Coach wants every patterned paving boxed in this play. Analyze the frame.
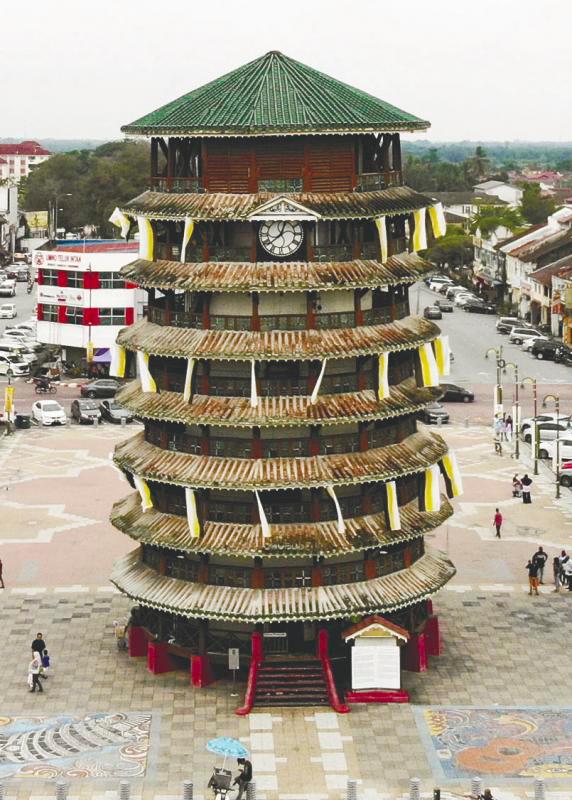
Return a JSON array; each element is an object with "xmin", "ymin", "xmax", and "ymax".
[
  {"xmin": 0, "ymin": 713, "xmax": 152, "ymax": 779},
  {"xmin": 414, "ymin": 707, "xmax": 572, "ymax": 781}
]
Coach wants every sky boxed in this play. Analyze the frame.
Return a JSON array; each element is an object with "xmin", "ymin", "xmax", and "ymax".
[{"xmin": 4, "ymin": 0, "xmax": 571, "ymax": 142}]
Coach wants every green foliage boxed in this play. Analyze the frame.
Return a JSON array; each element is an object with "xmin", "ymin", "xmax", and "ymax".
[
  {"xmin": 519, "ymin": 182, "xmax": 557, "ymax": 224},
  {"xmin": 20, "ymin": 141, "xmax": 149, "ymax": 236},
  {"xmin": 403, "ymin": 155, "xmax": 471, "ymax": 192},
  {"xmin": 470, "ymin": 205, "xmax": 524, "ymax": 237},
  {"xmin": 423, "ymin": 229, "xmax": 473, "ymax": 268},
  {"xmin": 402, "ymin": 141, "xmax": 572, "ymax": 169}
]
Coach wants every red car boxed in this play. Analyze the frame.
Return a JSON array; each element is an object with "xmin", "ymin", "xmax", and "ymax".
[{"xmin": 560, "ymin": 462, "xmax": 572, "ymax": 488}]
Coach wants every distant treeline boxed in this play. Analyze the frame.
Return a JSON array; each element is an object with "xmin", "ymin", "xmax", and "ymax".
[{"xmin": 402, "ymin": 141, "xmax": 572, "ymax": 170}]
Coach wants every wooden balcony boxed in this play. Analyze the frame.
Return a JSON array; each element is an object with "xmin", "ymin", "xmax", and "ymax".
[
  {"xmin": 150, "ymin": 176, "xmax": 201, "ymax": 192},
  {"xmin": 355, "ymin": 171, "xmax": 402, "ymax": 192}
]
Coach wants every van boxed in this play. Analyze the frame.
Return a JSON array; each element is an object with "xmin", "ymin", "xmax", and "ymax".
[{"xmin": 496, "ymin": 316, "xmax": 520, "ymax": 334}]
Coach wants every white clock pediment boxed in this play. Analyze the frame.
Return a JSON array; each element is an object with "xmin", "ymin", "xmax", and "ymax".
[{"xmin": 249, "ymin": 195, "xmax": 319, "ymax": 222}]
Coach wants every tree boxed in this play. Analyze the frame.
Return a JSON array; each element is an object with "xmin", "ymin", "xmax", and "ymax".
[
  {"xmin": 519, "ymin": 182, "xmax": 557, "ymax": 225},
  {"xmin": 423, "ymin": 229, "xmax": 473, "ymax": 269},
  {"xmin": 20, "ymin": 141, "xmax": 149, "ymax": 235},
  {"xmin": 464, "ymin": 146, "xmax": 491, "ymax": 184},
  {"xmin": 470, "ymin": 205, "xmax": 524, "ymax": 237}
]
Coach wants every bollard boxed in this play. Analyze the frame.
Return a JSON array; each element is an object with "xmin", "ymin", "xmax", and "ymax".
[
  {"xmin": 119, "ymin": 780, "xmax": 130, "ymax": 800},
  {"xmin": 182, "ymin": 780, "xmax": 193, "ymax": 800},
  {"xmin": 0, "ymin": 781, "xmax": 4, "ymax": 800},
  {"xmin": 464, "ymin": 417, "xmax": 469, "ymax": 428},
  {"xmin": 346, "ymin": 779, "xmax": 358, "ymax": 800},
  {"xmin": 534, "ymin": 777, "xmax": 545, "ymax": 800},
  {"xmin": 470, "ymin": 777, "xmax": 482, "ymax": 798},
  {"xmin": 121, "ymin": 416, "xmax": 127, "ymax": 427},
  {"xmin": 55, "ymin": 779, "xmax": 69, "ymax": 800},
  {"xmin": 246, "ymin": 780, "xmax": 256, "ymax": 800},
  {"xmin": 433, "ymin": 790, "xmax": 441, "ymax": 800},
  {"xmin": 409, "ymin": 777, "xmax": 420, "ymax": 800}
]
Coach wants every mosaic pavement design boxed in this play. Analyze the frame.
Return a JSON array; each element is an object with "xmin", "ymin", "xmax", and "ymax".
[
  {"xmin": 413, "ymin": 707, "xmax": 572, "ymax": 781},
  {"xmin": 0, "ymin": 712, "xmax": 152, "ymax": 779}
]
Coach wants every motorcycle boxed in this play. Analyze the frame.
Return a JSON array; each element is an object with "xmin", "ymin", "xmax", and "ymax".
[
  {"xmin": 554, "ymin": 346, "xmax": 572, "ymax": 367},
  {"xmin": 33, "ymin": 377, "xmax": 57, "ymax": 395},
  {"xmin": 27, "ymin": 283, "xmax": 34, "ymax": 294}
]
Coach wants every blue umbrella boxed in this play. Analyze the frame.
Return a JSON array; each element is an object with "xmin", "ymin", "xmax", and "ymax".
[{"xmin": 207, "ymin": 737, "xmax": 249, "ymax": 758}]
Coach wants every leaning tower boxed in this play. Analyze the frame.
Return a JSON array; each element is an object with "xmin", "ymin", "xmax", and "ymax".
[{"xmin": 109, "ymin": 51, "xmax": 461, "ymax": 704}]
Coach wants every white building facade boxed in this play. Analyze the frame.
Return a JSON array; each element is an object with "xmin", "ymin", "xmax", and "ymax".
[
  {"xmin": 0, "ymin": 141, "xmax": 51, "ymax": 182},
  {"xmin": 35, "ymin": 240, "xmax": 144, "ymax": 366}
]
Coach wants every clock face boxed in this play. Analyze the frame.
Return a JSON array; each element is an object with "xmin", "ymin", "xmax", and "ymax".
[{"xmin": 259, "ymin": 221, "xmax": 304, "ymax": 257}]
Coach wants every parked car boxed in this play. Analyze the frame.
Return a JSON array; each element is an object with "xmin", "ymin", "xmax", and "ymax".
[
  {"xmin": 0, "ymin": 341, "xmax": 37, "ymax": 363},
  {"xmin": 428, "ymin": 276, "xmax": 453, "ymax": 290},
  {"xmin": 31, "ymin": 400, "xmax": 67, "ymax": 426},
  {"xmin": 521, "ymin": 335, "xmax": 548, "ymax": 352},
  {"xmin": 0, "ymin": 303, "xmax": 17, "ymax": 319},
  {"xmin": 418, "ymin": 402, "xmax": 450, "ymax": 424},
  {"xmin": 454, "ymin": 293, "xmax": 481, "ymax": 307},
  {"xmin": 540, "ymin": 437, "xmax": 572, "ymax": 462},
  {"xmin": 99, "ymin": 400, "xmax": 133, "ymax": 424},
  {"xmin": 80, "ymin": 378, "xmax": 121, "ymax": 398},
  {"xmin": 15, "ymin": 269, "xmax": 29, "ymax": 283},
  {"xmin": 530, "ymin": 339, "xmax": 560, "ymax": 360},
  {"xmin": 464, "ymin": 300, "xmax": 496, "ymax": 314},
  {"xmin": 509, "ymin": 326, "xmax": 541, "ymax": 344},
  {"xmin": 0, "ymin": 354, "xmax": 29, "ymax": 376},
  {"xmin": 560, "ymin": 462, "xmax": 572, "ymax": 488},
  {"xmin": 71, "ymin": 399, "xmax": 102, "ymax": 424},
  {"xmin": 0, "ymin": 280, "xmax": 16, "ymax": 297},
  {"xmin": 423, "ymin": 305, "xmax": 442, "ymax": 320},
  {"xmin": 445, "ymin": 286, "xmax": 467, "ymax": 299},
  {"xmin": 524, "ymin": 420, "xmax": 571, "ymax": 444},
  {"xmin": 439, "ymin": 383, "xmax": 474, "ymax": 403},
  {"xmin": 434, "ymin": 299, "xmax": 453, "ymax": 312},
  {"xmin": 6, "ymin": 321, "xmax": 35, "ymax": 334},
  {"xmin": 521, "ymin": 412, "xmax": 571, "ymax": 433},
  {"xmin": 3, "ymin": 329, "xmax": 36, "ymax": 343},
  {"xmin": 496, "ymin": 316, "xmax": 521, "ymax": 334}
]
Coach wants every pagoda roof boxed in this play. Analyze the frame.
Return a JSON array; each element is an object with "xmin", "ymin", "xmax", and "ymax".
[
  {"xmin": 111, "ymin": 548, "xmax": 454, "ymax": 623},
  {"xmin": 117, "ymin": 316, "xmax": 440, "ymax": 362},
  {"xmin": 120, "ymin": 187, "xmax": 433, "ymax": 222},
  {"xmin": 121, "ymin": 253, "xmax": 432, "ymax": 293},
  {"xmin": 114, "ymin": 429, "xmax": 448, "ymax": 491},
  {"xmin": 117, "ymin": 380, "xmax": 441, "ymax": 429},
  {"xmin": 121, "ymin": 51, "xmax": 429, "ymax": 138},
  {"xmin": 112, "ymin": 492, "xmax": 453, "ymax": 558}
]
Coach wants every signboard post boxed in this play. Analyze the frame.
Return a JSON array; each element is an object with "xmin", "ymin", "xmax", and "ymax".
[{"xmin": 228, "ymin": 647, "xmax": 240, "ymax": 696}]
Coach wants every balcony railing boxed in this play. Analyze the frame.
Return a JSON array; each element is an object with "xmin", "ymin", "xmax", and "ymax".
[
  {"xmin": 355, "ymin": 171, "xmax": 402, "ymax": 192},
  {"xmin": 259, "ymin": 314, "xmax": 307, "ymax": 332},
  {"xmin": 258, "ymin": 178, "xmax": 303, "ymax": 193},
  {"xmin": 209, "ymin": 246, "xmax": 252, "ymax": 263},
  {"xmin": 313, "ymin": 244, "xmax": 354, "ymax": 262},
  {"xmin": 150, "ymin": 177, "xmax": 201, "ymax": 192}
]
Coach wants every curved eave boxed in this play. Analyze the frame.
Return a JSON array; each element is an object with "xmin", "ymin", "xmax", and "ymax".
[
  {"xmin": 113, "ymin": 429, "xmax": 448, "ymax": 491},
  {"xmin": 117, "ymin": 380, "xmax": 441, "ymax": 429},
  {"xmin": 111, "ymin": 492, "xmax": 453, "ymax": 558},
  {"xmin": 120, "ymin": 254, "xmax": 433, "ymax": 294},
  {"xmin": 121, "ymin": 123, "xmax": 429, "ymax": 138},
  {"xmin": 110, "ymin": 548, "xmax": 455, "ymax": 623},
  {"xmin": 117, "ymin": 316, "xmax": 440, "ymax": 362},
  {"xmin": 120, "ymin": 187, "xmax": 434, "ymax": 222}
]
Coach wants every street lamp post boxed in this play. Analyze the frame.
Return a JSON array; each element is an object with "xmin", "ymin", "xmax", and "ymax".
[
  {"xmin": 503, "ymin": 362, "xmax": 519, "ymax": 460},
  {"xmin": 485, "ymin": 345, "xmax": 505, "ymax": 425},
  {"xmin": 543, "ymin": 393, "xmax": 561, "ymax": 499},
  {"xmin": 51, "ymin": 193, "xmax": 73, "ymax": 238},
  {"xmin": 521, "ymin": 377, "xmax": 538, "ymax": 475}
]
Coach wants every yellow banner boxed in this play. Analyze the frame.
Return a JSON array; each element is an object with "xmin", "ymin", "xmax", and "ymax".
[{"xmin": 4, "ymin": 385, "xmax": 14, "ymax": 415}]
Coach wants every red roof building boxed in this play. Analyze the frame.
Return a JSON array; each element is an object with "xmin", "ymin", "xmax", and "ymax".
[{"xmin": 0, "ymin": 140, "xmax": 51, "ymax": 182}]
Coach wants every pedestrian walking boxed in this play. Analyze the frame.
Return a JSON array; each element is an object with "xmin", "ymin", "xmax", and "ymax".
[
  {"xmin": 558, "ymin": 550, "xmax": 569, "ymax": 587},
  {"xmin": 494, "ymin": 433, "xmax": 503, "ymax": 456},
  {"xmin": 564, "ymin": 559, "xmax": 572, "ymax": 592},
  {"xmin": 28, "ymin": 655, "xmax": 43, "ymax": 693},
  {"xmin": 553, "ymin": 557, "xmax": 562, "ymax": 592},
  {"xmin": 532, "ymin": 546, "xmax": 548, "ymax": 584},
  {"xmin": 31, "ymin": 632, "xmax": 48, "ymax": 680},
  {"xmin": 505, "ymin": 414, "xmax": 513, "ymax": 442},
  {"xmin": 521, "ymin": 474, "xmax": 533, "ymax": 504},
  {"xmin": 0, "ymin": 557, "xmax": 4, "ymax": 589},
  {"xmin": 501, "ymin": 415, "xmax": 508, "ymax": 442},
  {"xmin": 493, "ymin": 508, "xmax": 503, "ymax": 538},
  {"xmin": 42, "ymin": 649, "xmax": 51, "ymax": 674},
  {"xmin": 526, "ymin": 559, "xmax": 540, "ymax": 595},
  {"xmin": 512, "ymin": 474, "xmax": 522, "ymax": 498}
]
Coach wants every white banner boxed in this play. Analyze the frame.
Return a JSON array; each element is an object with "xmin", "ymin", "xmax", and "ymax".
[{"xmin": 38, "ymin": 286, "xmax": 85, "ymax": 306}]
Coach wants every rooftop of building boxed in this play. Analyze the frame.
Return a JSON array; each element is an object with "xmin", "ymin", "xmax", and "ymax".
[
  {"xmin": 121, "ymin": 51, "xmax": 429, "ymax": 138},
  {"xmin": 38, "ymin": 239, "xmax": 139, "ymax": 253},
  {"xmin": 0, "ymin": 140, "xmax": 51, "ymax": 156},
  {"xmin": 434, "ymin": 191, "xmax": 508, "ymax": 207},
  {"xmin": 506, "ymin": 226, "xmax": 572, "ymax": 263},
  {"xmin": 530, "ymin": 252, "xmax": 572, "ymax": 285},
  {"xmin": 473, "ymin": 180, "xmax": 507, "ymax": 190}
]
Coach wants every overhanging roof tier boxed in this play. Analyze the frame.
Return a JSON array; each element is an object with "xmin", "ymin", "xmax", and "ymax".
[
  {"xmin": 110, "ymin": 548, "xmax": 454, "ymax": 623},
  {"xmin": 111, "ymin": 492, "xmax": 453, "ymax": 558},
  {"xmin": 121, "ymin": 51, "xmax": 429, "ymax": 137},
  {"xmin": 120, "ymin": 187, "xmax": 433, "ymax": 222},
  {"xmin": 117, "ymin": 316, "xmax": 440, "ymax": 362},
  {"xmin": 121, "ymin": 253, "xmax": 433, "ymax": 293},
  {"xmin": 114, "ymin": 429, "xmax": 448, "ymax": 491},
  {"xmin": 117, "ymin": 379, "xmax": 441, "ymax": 429}
]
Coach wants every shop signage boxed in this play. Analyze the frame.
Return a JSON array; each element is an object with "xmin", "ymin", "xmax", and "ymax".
[{"xmin": 38, "ymin": 286, "xmax": 85, "ymax": 306}]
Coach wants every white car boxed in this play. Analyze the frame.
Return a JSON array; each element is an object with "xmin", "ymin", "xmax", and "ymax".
[
  {"xmin": 541, "ymin": 437, "xmax": 572, "ymax": 461},
  {"xmin": 454, "ymin": 293, "xmax": 479, "ymax": 307},
  {"xmin": 0, "ymin": 280, "xmax": 16, "ymax": 298},
  {"xmin": 521, "ymin": 412, "xmax": 570, "ymax": 433},
  {"xmin": 522, "ymin": 335, "xmax": 548, "ymax": 352},
  {"xmin": 0, "ymin": 354, "xmax": 29, "ymax": 376},
  {"xmin": 0, "ymin": 304, "xmax": 17, "ymax": 319},
  {"xmin": 31, "ymin": 400, "xmax": 67, "ymax": 426},
  {"xmin": 3, "ymin": 329, "xmax": 34, "ymax": 342},
  {"xmin": 429, "ymin": 277, "xmax": 453, "ymax": 291},
  {"xmin": 524, "ymin": 420, "xmax": 572, "ymax": 444},
  {"xmin": 509, "ymin": 326, "xmax": 541, "ymax": 344},
  {"xmin": 9, "ymin": 321, "xmax": 36, "ymax": 334}
]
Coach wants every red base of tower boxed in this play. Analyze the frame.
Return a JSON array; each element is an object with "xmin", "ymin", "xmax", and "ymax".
[{"xmin": 345, "ymin": 689, "xmax": 410, "ymax": 703}]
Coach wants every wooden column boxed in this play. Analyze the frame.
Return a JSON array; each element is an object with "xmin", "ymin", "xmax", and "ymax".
[
  {"xmin": 361, "ymin": 485, "xmax": 373, "ymax": 515},
  {"xmin": 389, "ymin": 287, "xmax": 398, "ymax": 321},
  {"xmin": 310, "ymin": 488, "xmax": 321, "ymax": 522},
  {"xmin": 167, "ymin": 138, "xmax": 176, "ymax": 191},
  {"xmin": 354, "ymin": 289, "xmax": 364, "ymax": 326},
  {"xmin": 158, "ymin": 554, "xmax": 168, "ymax": 576},
  {"xmin": 200, "ymin": 425, "xmax": 210, "ymax": 456},
  {"xmin": 252, "ymin": 556, "xmax": 264, "ymax": 589},
  {"xmin": 202, "ymin": 292, "xmax": 211, "ymax": 330},
  {"xmin": 151, "ymin": 138, "xmax": 158, "ymax": 183},
  {"xmin": 307, "ymin": 361, "xmax": 319, "ymax": 395},
  {"xmin": 358, "ymin": 422, "xmax": 369, "ymax": 452},
  {"xmin": 200, "ymin": 361, "xmax": 210, "ymax": 395},
  {"xmin": 197, "ymin": 554, "xmax": 209, "ymax": 584},
  {"xmin": 357, "ymin": 356, "xmax": 367, "ymax": 391},
  {"xmin": 252, "ymin": 427, "xmax": 263, "ymax": 459},
  {"xmin": 392, "ymin": 134, "xmax": 402, "ymax": 175},
  {"xmin": 309, "ymin": 425, "xmax": 321, "ymax": 457},
  {"xmin": 306, "ymin": 292, "xmax": 317, "ymax": 329},
  {"xmin": 251, "ymin": 292, "xmax": 261, "ymax": 332},
  {"xmin": 364, "ymin": 549, "xmax": 377, "ymax": 580},
  {"xmin": 312, "ymin": 556, "xmax": 323, "ymax": 587}
]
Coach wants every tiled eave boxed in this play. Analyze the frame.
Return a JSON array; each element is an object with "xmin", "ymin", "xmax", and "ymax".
[
  {"xmin": 117, "ymin": 316, "xmax": 440, "ymax": 362},
  {"xmin": 117, "ymin": 380, "xmax": 441, "ymax": 429},
  {"xmin": 113, "ymin": 429, "xmax": 448, "ymax": 491},
  {"xmin": 111, "ymin": 492, "xmax": 453, "ymax": 558},
  {"xmin": 110, "ymin": 548, "xmax": 455, "ymax": 623},
  {"xmin": 120, "ymin": 253, "xmax": 433, "ymax": 294},
  {"xmin": 120, "ymin": 186, "xmax": 434, "ymax": 222}
]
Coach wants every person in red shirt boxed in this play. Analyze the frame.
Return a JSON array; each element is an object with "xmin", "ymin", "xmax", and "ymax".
[
  {"xmin": 0, "ymin": 558, "xmax": 4, "ymax": 589},
  {"xmin": 493, "ymin": 509, "xmax": 503, "ymax": 538}
]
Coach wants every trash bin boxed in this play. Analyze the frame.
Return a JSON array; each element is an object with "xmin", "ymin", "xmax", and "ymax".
[{"xmin": 15, "ymin": 414, "xmax": 31, "ymax": 429}]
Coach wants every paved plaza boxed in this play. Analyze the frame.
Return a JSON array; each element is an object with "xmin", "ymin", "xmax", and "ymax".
[{"xmin": 1, "ymin": 422, "xmax": 572, "ymax": 800}]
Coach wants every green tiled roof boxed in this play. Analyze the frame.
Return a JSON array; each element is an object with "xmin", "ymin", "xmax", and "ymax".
[{"xmin": 122, "ymin": 51, "xmax": 429, "ymax": 137}]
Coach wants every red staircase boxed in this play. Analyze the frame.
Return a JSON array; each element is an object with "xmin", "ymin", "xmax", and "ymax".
[{"xmin": 254, "ymin": 659, "xmax": 330, "ymax": 707}]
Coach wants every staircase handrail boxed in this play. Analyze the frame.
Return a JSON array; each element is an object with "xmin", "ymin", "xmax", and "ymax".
[
  {"xmin": 235, "ymin": 655, "xmax": 260, "ymax": 716},
  {"xmin": 320, "ymin": 649, "xmax": 350, "ymax": 714}
]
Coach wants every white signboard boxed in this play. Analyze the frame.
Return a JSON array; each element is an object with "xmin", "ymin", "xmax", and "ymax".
[
  {"xmin": 351, "ymin": 643, "xmax": 400, "ymax": 690},
  {"xmin": 228, "ymin": 648, "xmax": 240, "ymax": 671},
  {"xmin": 38, "ymin": 286, "xmax": 85, "ymax": 306}
]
